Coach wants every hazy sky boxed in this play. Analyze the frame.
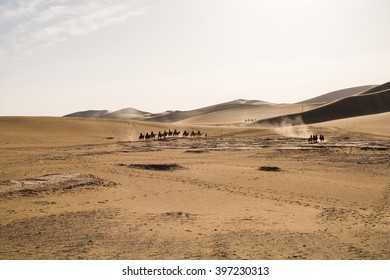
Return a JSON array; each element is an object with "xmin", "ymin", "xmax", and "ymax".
[{"xmin": 1, "ymin": 0, "xmax": 389, "ymax": 116}]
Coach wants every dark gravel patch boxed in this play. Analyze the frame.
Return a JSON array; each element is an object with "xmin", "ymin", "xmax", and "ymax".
[
  {"xmin": 118, "ymin": 163, "xmax": 185, "ymax": 171},
  {"xmin": 185, "ymin": 150, "xmax": 210, "ymax": 154},
  {"xmin": 258, "ymin": 166, "xmax": 282, "ymax": 172}
]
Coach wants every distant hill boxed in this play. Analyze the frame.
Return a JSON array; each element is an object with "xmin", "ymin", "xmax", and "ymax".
[
  {"xmin": 64, "ymin": 108, "xmax": 151, "ymax": 120},
  {"xmin": 64, "ymin": 110, "xmax": 109, "ymax": 118},
  {"xmin": 102, "ymin": 108, "xmax": 151, "ymax": 120},
  {"xmin": 299, "ymin": 85, "xmax": 375, "ymax": 104}
]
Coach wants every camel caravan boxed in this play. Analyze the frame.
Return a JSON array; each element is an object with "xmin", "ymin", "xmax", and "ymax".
[
  {"xmin": 138, "ymin": 129, "xmax": 207, "ymax": 141},
  {"xmin": 308, "ymin": 134, "xmax": 325, "ymax": 144}
]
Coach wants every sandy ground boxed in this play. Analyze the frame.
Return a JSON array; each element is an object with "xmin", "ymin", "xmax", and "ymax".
[{"xmin": 0, "ymin": 117, "xmax": 389, "ymax": 260}]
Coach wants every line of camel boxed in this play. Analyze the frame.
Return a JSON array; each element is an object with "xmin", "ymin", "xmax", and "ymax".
[{"xmin": 138, "ymin": 129, "xmax": 207, "ymax": 141}]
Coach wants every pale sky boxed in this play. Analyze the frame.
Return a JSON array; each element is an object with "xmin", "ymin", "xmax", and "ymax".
[{"xmin": 1, "ymin": 0, "xmax": 389, "ymax": 116}]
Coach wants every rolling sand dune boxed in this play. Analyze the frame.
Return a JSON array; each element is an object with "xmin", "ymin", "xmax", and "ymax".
[
  {"xmin": 302, "ymin": 89, "xmax": 390, "ymax": 123},
  {"xmin": 1, "ymin": 112, "xmax": 389, "ymax": 260},
  {"xmin": 176, "ymin": 103, "xmax": 319, "ymax": 125},
  {"xmin": 102, "ymin": 108, "xmax": 151, "ymax": 120},
  {"xmin": 64, "ymin": 99, "xmax": 270, "ymax": 123},
  {"xmin": 63, "ymin": 82, "xmax": 388, "ymax": 128},
  {"xmin": 65, "ymin": 108, "xmax": 151, "ymax": 120},
  {"xmin": 312, "ymin": 112, "xmax": 390, "ymax": 137},
  {"xmin": 359, "ymin": 81, "xmax": 390, "ymax": 95},
  {"xmin": 65, "ymin": 100, "xmax": 320, "ymax": 125},
  {"xmin": 143, "ymin": 99, "xmax": 270, "ymax": 123},
  {"xmin": 299, "ymin": 85, "xmax": 375, "ymax": 104},
  {"xmin": 63, "ymin": 110, "xmax": 110, "ymax": 118},
  {"xmin": 254, "ymin": 83, "xmax": 390, "ymax": 126},
  {"xmin": 1, "ymin": 82, "xmax": 389, "ymax": 260},
  {"xmin": 0, "ymin": 117, "xmax": 173, "ymax": 146}
]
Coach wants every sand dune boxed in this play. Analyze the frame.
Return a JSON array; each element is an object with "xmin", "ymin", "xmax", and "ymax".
[
  {"xmin": 255, "ymin": 82, "xmax": 390, "ymax": 126},
  {"xmin": 65, "ymin": 107, "xmax": 151, "ymax": 120},
  {"xmin": 359, "ymin": 81, "xmax": 390, "ymax": 95},
  {"xmin": 1, "ymin": 114, "xmax": 389, "ymax": 260},
  {"xmin": 103, "ymin": 108, "xmax": 151, "ymax": 120},
  {"xmin": 64, "ymin": 100, "xmax": 320, "ymax": 125},
  {"xmin": 177, "ymin": 103, "xmax": 319, "ymax": 125},
  {"xmin": 143, "ymin": 99, "xmax": 271, "ymax": 123},
  {"xmin": 0, "ymin": 117, "xmax": 168, "ymax": 145},
  {"xmin": 64, "ymin": 100, "xmax": 270, "ymax": 123},
  {"xmin": 312, "ymin": 112, "xmax": 390, "ymax": 137},
  {"xmin": 302, "ymin": 89, "xmax": 390, "ymax": 123},
  {"xmin": 63, "ymin": 82, "xmax": 389, "ymax": 128},
  {"xmin": 0, "ymin": 116, "xmax": 243, "ymax": 146},
  {"xmin": 1, "ymin": 82, "xmax": 390, "ymax": 260},
  {"xmin": 299, "ymin": 85, "xmax": 375, "ymax": 104},
  {"xmin": 64, "ymin": 110, "xmax": 109, "ymax": 118}
]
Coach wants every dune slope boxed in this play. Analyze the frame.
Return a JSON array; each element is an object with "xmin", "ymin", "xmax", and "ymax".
[
  {"xmin": 64, "ymin": 110, "xmax": 109, "ymax": 118},
  {"xmin": 65, "ymin": 108, "xmax": 151, "ymax": 120},
  {"xmin": 254, "ymin": 84, "xmax": 390, "ymax": 126},
  {"xmin": 178, "ymin": 103, "xmax": 319, "ymax": 125},
  {"xmin": 144, "ymin": 99, "xmax": 268, "ymax": 123},
  {"xmin": 359, "ymin": 81, "xmax": 390, "ymax": 95},
  {"xmin": 299, "ymin": 85, "xmax": 375, "ymax": 104}
]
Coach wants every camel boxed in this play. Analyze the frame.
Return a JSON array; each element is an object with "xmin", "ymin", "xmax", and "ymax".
[
  {"xmin": 173, "ymin": 129, "xmax": 180, "ymax": 137},
  {"xmin": 138, "ymin": 133, "xmax": 145, "ymax": 141},
  {"xmin": 308, "ymin": 134, "xmax": 321, "ymax": 144},
  {"xmin": 190, "ymin": 130, "xmax": 203, "ymax": 137}
]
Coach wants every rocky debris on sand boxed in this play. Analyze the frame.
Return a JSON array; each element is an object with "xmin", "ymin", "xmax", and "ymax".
[{"xmin": 0, "ymin": 173, "xmax": 114, "ymax": 196}]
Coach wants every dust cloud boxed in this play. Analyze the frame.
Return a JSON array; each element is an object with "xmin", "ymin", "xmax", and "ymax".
[{"xmin": 273, "ymin": 116, "xmax": 312, "ymax": 138}]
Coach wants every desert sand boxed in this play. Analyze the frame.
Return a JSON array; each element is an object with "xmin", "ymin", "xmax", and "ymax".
[{"xmin": 0, "ymin": 83, "xmax": 389, "ymax": 260}]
